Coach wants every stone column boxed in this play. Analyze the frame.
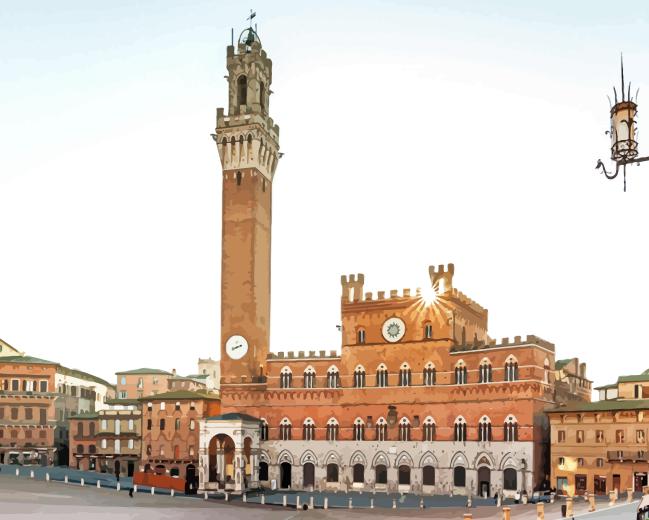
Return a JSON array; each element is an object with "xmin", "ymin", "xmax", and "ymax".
[
  {"xmin": 249, "ymin": 450, "xmax": 259, "ymax": 488},
  {"xmin": 234, "ymin": 448, "xmax": 244, "ymax": 493},
  {"xmin": 217, "ymin": 448, "xmax": 225, "ymax": 488}
]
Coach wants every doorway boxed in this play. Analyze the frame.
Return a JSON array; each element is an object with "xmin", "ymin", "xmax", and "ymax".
[
  {"xmin": 114, "ymin": 460, "xmax": 121, "ymax": 478},
  {"xmin": 127, "ymin": 461, "xmax": 135, "ymax": 477},
  {"xmin": 280, "ymin": 462, "xmax": 292, "ymax": 488},
  {"xmin": 613, "ymin": 474, "xmax": 621, "ymax": 493},
  {"xmin": 478, "ymin": 467, "xmax": 491, "ymax": 497},
  {"xmin": 303, "ymin": 463, "xmax": 315, "ymax": 488},
  {"xmin": 635, "ymin": 473, "xmax": 648, "ymax": 492},
  {"xmin": 186, "ymin": 464, "xmax": 197, "ymax": 494},
  {"xmin": 594, "ymin": 476, "xmax": 607, "ymax": 495}
]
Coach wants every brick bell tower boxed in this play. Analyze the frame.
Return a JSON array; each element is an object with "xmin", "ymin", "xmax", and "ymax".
[{"xmin": 214, "ymin": 27, "xmax": 280, "ymax": 388}]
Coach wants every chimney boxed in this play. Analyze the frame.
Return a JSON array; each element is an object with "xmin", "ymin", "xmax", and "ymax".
[{"xmin": 172, "ymin": 368, "xmax": 177, "ymax": 376}]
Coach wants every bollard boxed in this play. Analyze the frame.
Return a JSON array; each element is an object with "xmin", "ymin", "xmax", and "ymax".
[
  {"xmin": 30, "ymin": 470, "xmax": 34, "ymax": 479},
  {"xmin": 133, "ymin": 485, "xmax": 138, "ymax": 493},
  {"xmin": 392, "ymin": 498, "xmax": 397, "ymax": 509},
  {"xmin": 97, "ymin": 480, "xmax": 101, "ymax": 488},
  {"xmin": 242, "ymin": 492, "xmax": 246, "ymax": 503},
  {"xmin": 309, "ymin": 496, "xmax": 314, "ymax": 509},
  {"xmin": 628, "ymin": 487, "xmax": 634, "ymax": 503},
  {"xmin": 324, "ymin": 496, "xmax": 328, "ymax": 510},
  {"xmin": 170, "ymin": 489, "xmax": 174, "ymax": 497},
  {"xmin": 283, "ymin": 495, "xmax": 287, "ymax": 507},
  {"xmin": 522, "ymin": 493, "xmax": 528, "ymax": 505},
  {"xmin": 151, "ymin": 486, "xmax": 155, "ymax": 495},
  {"xmin": 566, "ymin": 496, "xmax": 574, "ymax": 517},
  {"xmin": 419, "ymin": 497, "xmax": 424, "ymax": 509},
  {"xmin": 609, "ymin": 489, "xmax": 616, "ymax": 506},
  {"xmin": 370, "ymin": 497, "xmax": 374, "ymax": 509},
  {"xmin": 348, "ymin": 497, "xmax": 353, "ymax": 509},
  {"xmin": 116, "ymin": 482, "xmax": 120, "ymax": 492},
  {"xmin": 296, "ymin": 496, "xmax": 300, "ymax": 510},
  {"xmin": 64, "ymin": 475, "xmax": 69, "ymax": 484},
  {"xmin": 225, "ymin": 492, "xmax": 229, "ymax": 502},
  {"xmin": 15, "ymin": 468, "xmax": 19, "ymax": 477},
  {"xmin": 261, "ymin": 494, "xmax": 265, "ymax": 505},
  {"xmin": 536, "ymin": 502, "xmax": 544, "ymax": 520},
  {"xmin": 496, "ymin": 493, "xmax": 502, "ymax": 507},
  {"xmin": 467, "ymin": 495, "xmax": 472, "ymax": 508},
  {"xmin": 46, "ymin": 473, "xmax": 50, "ymax": 482},
  {"xmin": 204, "ymin": 491, "xmax": 208, "ymax": 500},
  {"xmin": 550, "ymin": 493, "xmax": 555, "ymax": 504},
  {"xmin": 503, "ymin": 506, "xmax": 511, "ymax": 520},
  {"xmin": 589, "ymin": 494, "xmax": 596, "ymax": 512},
  {"xmin": 80, "ymin": 478, "xmax": 85, "ymax": 487}
]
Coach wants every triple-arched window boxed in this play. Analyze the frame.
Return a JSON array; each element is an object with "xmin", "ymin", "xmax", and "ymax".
[
  {"xmin": 455, "ymin": 361, "xmax": 468, "ymax": 385},
  {"xmin": 505, "ymin": 356, "xmax": 519, "ymax": 382},
  {"xmin": 353, "ymin": 365, "xmax": 366, "ymax": 388},
  {"xmin": 376, "ymin": 364, "xmax": 388, "ymax": 388},
  {"xmin": 423, "ymin": 362, "xmax": 436, "ymax": 386},
  {"xmin": 279, "ymin": 418, "xmax": 292, "ymax": 441},
  {"xmin": 478, "ymin": 416, "xmax": 492, "ymax": 442},
  {"xmin": 398, "ymin": 417, "xmax": 411, "ymax": 441},
  {"xmin": 423, "ymin": 416, "xmax": 436, "ymax": 441},
  {"xmin": 327, "ymin": 366, "xmax": 340, "ymax": 389},
  {"xmin": 353, "ymin": 417, "xmax": 365, "ymax": 441},
  {"xmin": 376, "ymin": 417, "xmax": 388, "ymax": 441},
  {"xmin": 303, "ymin": 418, "xmax": 315, "ymax": 441},
  {"xmin": 504, "ymin": 414, "xmax": 519, "ymax": 442},
  {"xmin": 303, "ymin": 366, "xmax": 316, "ymax": 389},
  {"xmin": 280, "ymin": 367, "xmax": 292, "ymax": 389},
  {"xmin": 326, "ymin": 418, "xmax": 339, "ymax": 441},
  {"xmin": 260, "ymin": 419, "xmax": 269, "ymax": 441},
  {"xmin": 454, "ymin": 416, "xmax": 467, "ymax": 442},
  {"xmin": 399, "ymin": 363, "xmax": 411, "ymax": 387},
  {"xmin": 479, "ymin": 359, "xmax": 493, "ymax": 383}
]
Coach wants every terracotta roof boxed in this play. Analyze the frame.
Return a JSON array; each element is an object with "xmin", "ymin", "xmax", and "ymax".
[
  {"xmin": 547, "ymin": 399, "xmax": 649, "ymax": 413},
  {"xmin": 138, "ymin": 390, "xmax": 220, "ymax": 401},
  {"xmin": 0, "ymin": 355, "xmax": 58, "ymax": 365},
  {"xmin": 115, "ymin": 368, "xmax": 172, "ymax": 376}
]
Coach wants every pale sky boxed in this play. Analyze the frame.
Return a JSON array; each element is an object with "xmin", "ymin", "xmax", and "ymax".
[{"xmin": 1, "ymin": 1, "xmax": 649, "ymax": 389}]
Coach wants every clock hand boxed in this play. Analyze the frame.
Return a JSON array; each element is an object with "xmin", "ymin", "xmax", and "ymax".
[{"xmin": 232, "ymin": 344, "xmax": 242, "ymax": 350}]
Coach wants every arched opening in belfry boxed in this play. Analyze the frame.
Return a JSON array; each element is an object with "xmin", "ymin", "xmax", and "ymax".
[
  {"xmin": 260, "ymin": 81, "xmax": 266, "ymax": 112},
  {"xmin": 237, "ymin": 76, "xmax": 248, "ymax": 107}
]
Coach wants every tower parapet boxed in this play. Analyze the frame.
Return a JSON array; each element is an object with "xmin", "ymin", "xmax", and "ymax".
[{"xmin": 429, "ymin": 263, "xmax": 454, "ymax": 294}]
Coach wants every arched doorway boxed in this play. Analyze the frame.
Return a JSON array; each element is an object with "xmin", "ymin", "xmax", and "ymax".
[
  {"xmin": 280, "ymin": 462, "xmax": 292, "ymax": 488},
  {"xmin": 259, "ymin": 461, "xmax": 269, "ymax": 481},
  {"xmin": 208, "ymin": 434, "xmax": 235, "ymax": 488},
  {"xmin": 398, "ymin": 465, "xmax": 411, "ymax": 485},
  {"xmin": 477, "ymin": 466, "xmax": 491, "ymax": 497},
  {"xmin": 303, "ymin": 463, "xmax": 315, "ymax": 488},
  {"xmin": 353, "ymin": 464, "xmax": 364, "ymax": 484}
]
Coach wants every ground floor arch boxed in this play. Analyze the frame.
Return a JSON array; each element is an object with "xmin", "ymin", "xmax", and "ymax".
[
  {"xmin": 280, "ymin": 462, "xmax": 292, "ymax": 488},
  {"xmin": 477, "ymin": 466, "xmax": 491, "ymax": 497},
  {"xmin": 303, "ymin": 462, "xmax": 315, "ymax": 488}
]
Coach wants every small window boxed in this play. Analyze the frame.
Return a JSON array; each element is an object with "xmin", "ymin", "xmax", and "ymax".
[
  {"xmin": 576, "ymin": 430, "xmax": 584, "ymax": 443},
  {"xmin": 357, "ymin": 329, "xmax": 366, "ymax": 344},
  {"xmin": 424, "ymin": 323, "xmax": 433, "ymax": 339},
  {"xmin": 558, "ymin": 430, "xmax": 566, "ymax": 443},
  {"xmin": 160, "ymin": 402, "xmax": 166, "ymax": 411},
  {"xmin": 175, "ymin": 402, "xmax": 181, "ymax": 411},
  {"xmin": 558, "ymin": 457, "xmax": 565, "ymax": 466},
  {"xmin": 236, "ymin": 172, "xmax": 242, "ymax": 186}
]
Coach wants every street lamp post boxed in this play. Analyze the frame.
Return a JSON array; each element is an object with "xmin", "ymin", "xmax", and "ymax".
[{"xmin": 596, "ymin": 57, "xmax": 649, "ymax": 191}]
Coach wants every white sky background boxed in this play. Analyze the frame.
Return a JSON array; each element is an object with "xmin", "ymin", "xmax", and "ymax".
[{"xmin": 1, "ymin": 1, "xmax": 649, "ymax": 388}]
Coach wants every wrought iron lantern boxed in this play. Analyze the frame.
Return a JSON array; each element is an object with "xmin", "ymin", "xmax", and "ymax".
[{"xmin": 596, "ymin": 57, "xmax": 649, "ymax": 191}]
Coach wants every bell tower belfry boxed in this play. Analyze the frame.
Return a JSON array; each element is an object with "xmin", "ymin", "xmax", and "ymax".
[{"xmin": 215, "ymin": 27, "xmax": 280, "ymax": 387}]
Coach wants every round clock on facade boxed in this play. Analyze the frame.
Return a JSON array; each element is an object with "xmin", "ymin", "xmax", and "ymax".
[
  {"xmin": 225, "ymin": 335, "xmax": 249, "ymax": 360},
  {"xmin": 382, "ymin": 317, "xmax": 406, "ymax": 343}
]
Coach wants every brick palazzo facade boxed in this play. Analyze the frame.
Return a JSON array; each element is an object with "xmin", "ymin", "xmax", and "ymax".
[{"xmin": 197, "ymin": 27, "xmax": 590, "ymax": 497}]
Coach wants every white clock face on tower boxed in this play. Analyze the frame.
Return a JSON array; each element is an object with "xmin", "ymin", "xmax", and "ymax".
[
  {"xmin": 382, "ymin": 317, "xmax": 406, "ymax": 343},
  {"xmin": 225, "ymin": 335, "xmax": 249, "ymax": 360}
]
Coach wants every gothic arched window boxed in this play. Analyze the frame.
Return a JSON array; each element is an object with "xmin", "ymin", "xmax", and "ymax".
[
  {"xmin": 279, "ymin": 418, "xmax": 292, "ymax": 441},
  {"xmin": 399, "ymin": 363, "xmax": 411, "ymax": 387},
  {"xmin": 303, "ymin": 366, "xmax": 316, "ymax": 389},
  {"xmin": 357, "ymin": 328, "xmax": 366, "ymax": 345},
  {"xmin": 237, "ymin": 75, "xmax": 247, "ymax": 106},
  {"xmin": 353, "ymin": 365, "xmax": 366, "ymax": 388},
  {"xmin": 376, "ymin": 364, "xmax": 388, "ymax": 388},
  {"xmin": 303, "ymin": 418, "xmax": 315, "ymax": 441},
  {"xmin": 326, "ymin": 418, "xmax": 339, "ymax": 441},
  {"xmin": 260, "ymin": 419, "xmax": 269, "ymax": 441},
  {"xmin": 454, "ymin": 416, "xmax": 467, "ymax": 442},
  {"xmin": 479, "ymin": 358, "xmax": 493, "ymax": 383},
  {"xmin": 478, "ymin": 416, "xmax": 492, "ymax": 442},
  {"xmin": 353, "ymin": 417, "xmax": 365, "ymax": 441},
  {"xmin": 423, "ymin": 362, "xmax": 436, "ymax": 386},
  {"xmin": 280, "ymin": 367, "xmax": 292, "ymax": 389},
  {"xmin": 260, "ymin": 81, "xmax": 266, "ymax": 112},
  {"xmin": 398, "ymin": 417, "xmax": 411, "ymax": 441},
  {"xmin": 424, "ymin": 322, "xmax": 433, "ymax": 339},
  {"xmin": 327, "ymin": 366, "xmax": 340, "ymax": 389},
  {"xmin": 504, "ymin": 414, "xmax": 519, "ymax": 442},
  {"xmin": 423, "ymin": 416, "xmax": 436, "ymax": 441},
  {"xmin": 505, "ymin": 356, "xmax": 519, "ymax": 382},
  {"xmin": 455, "ymin": 361, "xmax": 467, "ymax": 385},
  {"xmin": 376, "ymin": 417, "xmax": 388, "ymax": 441}
]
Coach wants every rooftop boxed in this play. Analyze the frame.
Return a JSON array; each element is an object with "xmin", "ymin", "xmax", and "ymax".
[
  {"xmin": 138, "ymin": 390, "xmax": 220, "ymax": 401},
  {"xmin": 548, "ymin": 399, "xmax": 649, "ymax": 414},
  {"xmin": 115, "ymin": 368, "xmax": 172, "ymax": 376},
  {"xmin": 206, "ymin": 412, "xmax": 259, "ymax": 422}
]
